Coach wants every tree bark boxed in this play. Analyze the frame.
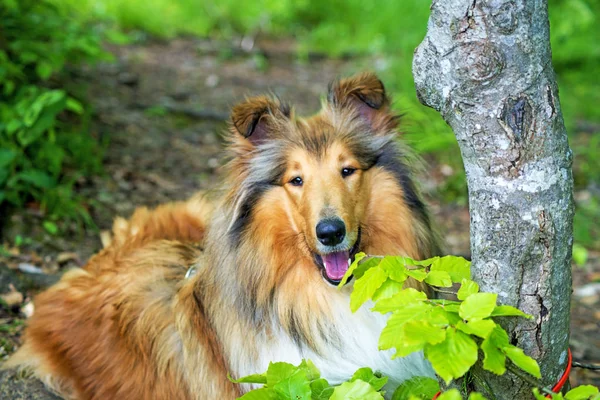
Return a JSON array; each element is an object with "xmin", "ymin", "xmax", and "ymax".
[{"xmin": 413, "ymin": 1, "xmax": 574, "ymax": 398}]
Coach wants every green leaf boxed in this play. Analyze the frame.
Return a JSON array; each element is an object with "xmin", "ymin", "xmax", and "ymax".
[
  {"xmin": 565, "ymin": 385, "xmax": 599, "ymax": 400},
  {"xmin": 39, "ymin": 90, "xmax": 67, "ymax": 106},
  {"xmin": 392, "ymin": 376, "xmax": 440, "ymax": 400},
  {"xmin": 350, "ymin": 265, "xmax": 388, "ymax": 312},
  {"xmin": 330, "ymin": 379, "xmax": 384, "ymax": 400},
  {"xmin": 339, "ymin": 252, "xmax": 367, "ymax": 287},
  {"xmin": 350, "ymin": 368, "xmax": 388, "ymax": 391},
  {"xmin": 424, "ymin": 270, "xmax": 452, "ymax": 287},
  {"xmin": 429, "ymin": 300, "xmax": 462, "ymax": 317},
  {"xmin": 22, "ymin": 97, "xmax": 43, "ymax": 127},
  {"xmin": 66, "ymin": 97, "xmax": 84, "ymax": 114},
  {"xmin": 381, "ymin": 307, "xmax": 449, "ymax": 358},
  {"xmin": 6, "ymin": 119, "xmax": 22, "ymax": 135},
  {"xmin": 430, "ymin": 256, "xmax": 471, "ymax": 282},
  {"xmin": 487, "ymin": 325, "xmax": 510, "ymax": 348},
  {"xmin": 441, "ymin": 307, "xmax": 462, "ymax": 324},
  {"xmin": 36, "ymin": 61, "xmax": 53, "ymax": 80},
  {"xmin": 490, "ymin": 305, "xmax": 532, "ymax": 319},
  {"xmin": 372, "ymin": 279, "xmax": 405, "ymax": 301},
  {"xmin": 0, "ymin": 149, "xmax": 17, "ymax": 168},
  {"xmin": 405, "ymin": 268, "xmax": 428, "ymax": 281},
  {"xmin": 437, "ymin": 389, "xmax": 462, "ymax": 400},
  {"xmin": 35, "ymin": 140, "xmax": 65, "ymax": 178},
  {"xmin": 228, "ymin": 373, "xmax": 267, "ymax": 384},
  {"xmin": 459, "ymin": 293, "xmax": 497, "ymax": 321},
  {"xmin": 379, "ymin": 302, "xmax": 433, "ymax": 350},
  {"xmin": 395, "ymin": 343, "xmax": 429, "ymax": 359},
  {"xmin": 14, "ymin": 169, "xmax": 55, "ymax": 189},
  {"xmin": 403, "ymin": 321, "xmax": 447, "ymax": 346},
  {"xmin": 298, "ymin": 359, "xmax": 320, "ymax": 381},
  {"xmin": 310, "ymin": 378, "xmax": 334, "ymax": 400},
  {"xmin": 405, "ymin": 256, "xmax": 441, "ymax": 267},
  {"xmin": 239, "ymin": 388, "xmax": 279, "ymax": 400},
  {"xmin": 379, "ymin": 256, "xmax": 408, "ymax": 283},
  {"xmin": 42, "ymin": 221, "xmax": 59, "ymax": 235},
  {"xmin": 457, "ymin": 279, "xmax": 479, "ymax": 300},
  {"xmin": 532, "ymin": 388, "xmax": 549, "ymax": 400},
  {"xmin": 353, "ymin": 257, "xmax": 381, "ymax": 280},
  {"xmin": 424, "ymin": 328, "xmax": 478, "ymax": 384},
  {"xmin": 468, "ymin": 393, "xmax": 489, "ymax": 400},
  {"xmin": 456, "ymin": 320, "xmax": 496, "ymax": 339},
  {"xmin": 272, "ymin": 369, "xmax": 311, "ymax": 400},
  {"xmin": 481, "ymin": 326, "xmax": 508, "ymax": 375},
  {"xmin": 428, "ymin": 299, "xmax": 462, "ymax": 306},
  {"xmin": 503, "ymin": 345, "xmax": 541, "ymax": 378},
  {"xmin": 266, "ymin": 362, "xmax": 297, "ymax": 386},
  {"xmin": 3, "ymin": 80, "xmax": 16, "ymax": 96},
  {"xmin": 372, "ymin": 288, "xmax": 428, "ymax": 313},
  {"xmin": 17, "ymin": 90, "xmax": 66, "ymax": 147}
]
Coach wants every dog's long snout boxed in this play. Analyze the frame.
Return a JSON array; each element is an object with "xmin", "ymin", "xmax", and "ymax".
[{"xmin": 316, "ymin": 218, "xmax": 346, "ymax": 247}]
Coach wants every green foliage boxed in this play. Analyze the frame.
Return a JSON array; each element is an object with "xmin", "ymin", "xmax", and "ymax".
[
  {"xmin": 238, "ymin": 254, "xmax": 587, "ymax": 399},
  {"xmin": 564, "ymin": 386, "xmax": 600, "ymax": 400},
  {"xmin": 341, "ymin": 254, "xmax": 539, "ymax": 383},
  {"xmin": 392, "ymin": 376, "xmax": 439, "ymax": 400},
  {"xmin": 0, "ymin": 0, "xmax": 107, "ymax": 225},
  {"xmin": 533, "ymin": 385, "xmax": 600, "ymax": 400},
  {"xmin": 231, "ymin": 361, "xmax": 387, "ymax": 400},
  {"xmin": 437, "ymin": 390, "xmax": 462, "ymax": 400},
  {"xmin": 550, "ymin": 0, "xmax": 600, "ymax": 126}
]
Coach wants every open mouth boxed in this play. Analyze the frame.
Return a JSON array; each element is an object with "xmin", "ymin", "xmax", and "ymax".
[{"xmin": 313, "ymin": 228, "xmax": 361, "ymax": 285}]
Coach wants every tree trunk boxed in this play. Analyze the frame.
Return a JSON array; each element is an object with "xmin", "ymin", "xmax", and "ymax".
[{"xmin": 413, "ymin": 1, "xmax": 574, "ymax": 398}]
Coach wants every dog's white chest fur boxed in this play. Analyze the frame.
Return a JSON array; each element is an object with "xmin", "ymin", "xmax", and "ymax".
[{"xmin": 235, "ymin": 291, "xmax": 435, "ymax": 398}]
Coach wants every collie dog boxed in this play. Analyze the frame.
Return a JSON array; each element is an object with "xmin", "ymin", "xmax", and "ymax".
[{"xmin": 6, "ymin": 73, "xmax": 440, "ymax": 399}]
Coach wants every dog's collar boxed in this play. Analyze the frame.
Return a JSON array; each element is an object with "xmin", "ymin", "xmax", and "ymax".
[{"xmin": 185, "ymin": 266, "xmax": 198, "ymax": 279}]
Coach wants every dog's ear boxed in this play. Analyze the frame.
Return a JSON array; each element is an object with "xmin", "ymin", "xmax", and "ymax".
[
  {"xmin": 230, "ymin": 96, "xmax": 289, "ymax": 146},
  {"xmin": 328, "ymin": 72, "xmax": 396, "ymax": 132}
]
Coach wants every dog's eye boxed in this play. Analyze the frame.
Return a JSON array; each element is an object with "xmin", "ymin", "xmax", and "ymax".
[
  {"xmin": 290, "ymin": 177, "xmax": 303, "ymax": 186},
  {"xmin": 341, "ymin": 168, "xmax": 356, "ymax": 178}
]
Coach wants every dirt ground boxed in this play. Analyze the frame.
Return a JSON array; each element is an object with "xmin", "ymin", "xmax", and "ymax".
[{"xmin": 0, "ymin": 37, "xmax": 598, "ymax": 391}]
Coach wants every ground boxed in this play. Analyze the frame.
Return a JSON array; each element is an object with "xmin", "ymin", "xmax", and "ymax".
[{"xmin": 0, "ymin": 37, "xmax": 598, "ymax": 393}]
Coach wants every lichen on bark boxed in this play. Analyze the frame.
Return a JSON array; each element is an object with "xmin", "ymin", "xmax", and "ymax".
[{"xmin": 413, "ymin": 0, "xmax": 574, "ymax": 398}]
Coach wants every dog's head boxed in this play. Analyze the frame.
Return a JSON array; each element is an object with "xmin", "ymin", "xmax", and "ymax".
[{"xmin": 224, "ymin": 72, "xmax": 432, "ymax": 289}]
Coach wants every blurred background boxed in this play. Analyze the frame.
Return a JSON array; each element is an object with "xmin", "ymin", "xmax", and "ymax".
[{"xmin": 0, "ymin": 0, "xmax": 598, "ymax": 389}]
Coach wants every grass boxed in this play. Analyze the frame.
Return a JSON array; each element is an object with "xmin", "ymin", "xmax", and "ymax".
[{"xmin": 49, "ymin": 0, "xmax": 600, "ymax": 248}]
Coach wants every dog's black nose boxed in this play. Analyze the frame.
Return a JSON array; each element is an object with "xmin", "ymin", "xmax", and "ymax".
[{"xmin": 316, "ymin": 219, "xmax": 346, "ymax": 246}]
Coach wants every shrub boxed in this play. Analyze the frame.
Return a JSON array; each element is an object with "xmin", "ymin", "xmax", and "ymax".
[{"xmin": 0, "ymin": 0, "xmax": 109, "ymax": 228}]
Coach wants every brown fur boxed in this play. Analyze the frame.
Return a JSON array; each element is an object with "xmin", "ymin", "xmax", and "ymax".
[{"xmin": 6, "ymin": 73, "xmax": 440, "ymax": 399}]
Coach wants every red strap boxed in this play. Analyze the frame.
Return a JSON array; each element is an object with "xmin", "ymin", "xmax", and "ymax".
[
  {"xmin": 547, "ymin": 348, "xmax": 572, "ymax": 398},
  {"xmin": 431, "ymin": 348, "xmax": 572, "ymax": 399}
]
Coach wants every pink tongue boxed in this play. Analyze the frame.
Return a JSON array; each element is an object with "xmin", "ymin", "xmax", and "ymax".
[{"xmin": 322, "ymin": 251, "xmax": 350, "ymax": 281}]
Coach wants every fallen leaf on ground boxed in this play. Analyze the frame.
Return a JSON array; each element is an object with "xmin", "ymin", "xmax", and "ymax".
[
  {"xmin": 0, "ymin": 291, "xmax": 24, "ymax": 307},
  {"xmin": 57, "ymin": 252, "xmax": 80, "ymax": 265}
]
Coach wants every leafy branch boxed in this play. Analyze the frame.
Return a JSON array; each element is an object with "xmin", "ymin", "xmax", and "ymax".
[
  {"xmin": 340, "ymin": 254, "xmax": 538, "ymax": 385},
  {"xmin": 232, "ymin": 254, "xmax": 599, "ymax": 400}
]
